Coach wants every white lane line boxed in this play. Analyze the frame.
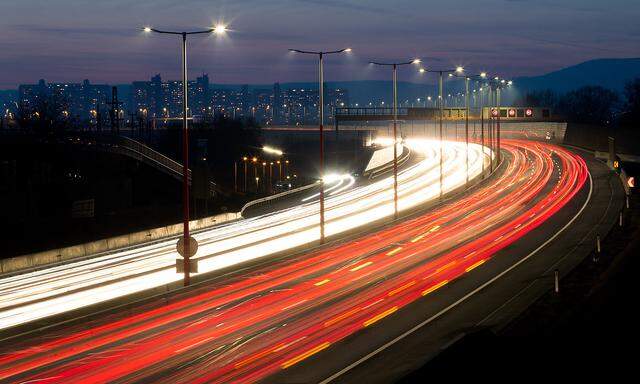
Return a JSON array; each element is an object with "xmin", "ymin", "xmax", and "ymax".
[{"xmin": 319, "ymin": 169, "xmax": 593, "ymax": 384}]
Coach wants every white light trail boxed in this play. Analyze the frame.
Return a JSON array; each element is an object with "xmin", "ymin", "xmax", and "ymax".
[{"xmin": 0, "ymin": 140, "xmax": 489, "ymax": 330}]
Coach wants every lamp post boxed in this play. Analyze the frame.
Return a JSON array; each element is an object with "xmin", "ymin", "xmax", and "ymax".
[
  {"xmin": 252, "ymin": 156, "xmax": 258, "ymax": 191},
  {"xmin": 289, "ymin": 47, "xmax": 351, "ymax": 243},
  {"xmin": 370, "ymin": 58, "xmax": 421, "ymax": 220},
  {"xmin": 285, "ymin": 159, "xmax": 290, "ymax": 179},
  {"xmin": 451, "ymin": 72, "xmax": 487, "ymax": 183},
  {"xmin": 277, "ymin": 160, "xmax": 282, "ymax": 182},
  {"xmin": 143, "ymin": 24, "xmax": 227, "ymax": 286},
  {"xmin": 419, "ymin": 66, "xmax": 464, "ymax": 197},
  {"xmin": 243, "ymin": 156, "xmax": 248, "ymax": 191},
  {"xmin": 477, "ymin": 85, "xmax": 486, "ymax": 174},
  {"xmin": 234, "ymin": 161, "xmax": 238, "ymax": 192},
  {"xmin": 486, "ymin": 77, "xmax": 512, "ymax": 169},
  {"xmin": 269, "ymin": 162, "xmax": 274, "ymax": 193}
]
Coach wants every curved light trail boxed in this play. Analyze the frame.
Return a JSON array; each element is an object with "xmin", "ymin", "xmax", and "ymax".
[
  {"xmin": 0, "ymin": 139, "xmax": 487, "ymax": 330},
  {"xmin": 0, "ymin": 140, "xmax": 587, "ymax": 384}
]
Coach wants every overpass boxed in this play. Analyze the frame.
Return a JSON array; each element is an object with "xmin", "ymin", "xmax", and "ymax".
[{"xmin": 81, "ymin": 134, "xmax": 224, "ymax": 197}]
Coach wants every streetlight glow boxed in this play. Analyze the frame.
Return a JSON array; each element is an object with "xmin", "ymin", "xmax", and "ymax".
[
  {"xmin": 456, "ymin": 66, "xmax": 464, "ymax": 73},
  {"xmin": 143, "ymin": 27, "xmax": 152, "ymax": 33},
  {"xmin": 344, "ymin": 48, "xmax": 352, "ymax": 52},
  {"xmin": 263, "ymin": 146, "xmax": 284, "ymax": 156},
  {"xmin": 213, "ymin": 24, "xmax": 227, "ymax": 34},
  {"xmin": 412, "ymin": 58, "xmax": 421, "ymax": 64}
]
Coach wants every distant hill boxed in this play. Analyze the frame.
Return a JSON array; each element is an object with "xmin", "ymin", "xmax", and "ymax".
[
  {"xmin": 513, "ymin": 58, "xmax": 640, "ymax": 94},
  {"xmin": 208, "ymin": 58, "xmax": 640, "ymax": 104}
]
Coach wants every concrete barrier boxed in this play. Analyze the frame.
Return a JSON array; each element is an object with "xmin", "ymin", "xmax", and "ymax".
[{"xmin": 0, "ymin": 211, "xmax": 241, "ymax": 276}]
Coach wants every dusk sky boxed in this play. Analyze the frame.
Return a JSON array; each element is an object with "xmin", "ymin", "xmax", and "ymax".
[{"xmin": 1, "ymin": 0, "xmax": 639, "ymax": 88}]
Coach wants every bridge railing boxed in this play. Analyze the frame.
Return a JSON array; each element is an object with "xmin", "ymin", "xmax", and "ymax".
[
  {"xmin": 335, "ymin": 107, "xmax": 409, "ymax": 116},
  {"xmin": 118, "ymin": 136, "xmax": 189, "ymax": 179}
]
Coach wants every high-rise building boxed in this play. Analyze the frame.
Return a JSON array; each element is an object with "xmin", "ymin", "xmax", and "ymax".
[
  {"xmin": 272, "ymin": 83, "xmax": 282, "ymax": 124},
  {"xmin": 19, "ymin": 79, "xmax": 109, "ymax": 120},
  {"xmin": 17, "ymin": 75, "xmax": 349, "ymax": 127},
  {"xmin": 190, "ymin": 74, "xmax": 210, "ymax": 116}
]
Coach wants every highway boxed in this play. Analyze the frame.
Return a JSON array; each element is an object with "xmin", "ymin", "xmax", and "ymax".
[
  {"xmin": 0, "ymin": 139, "xmax": 588, "ymax": 383},
  {"xmin": 0, "ymin": 139, "xmax": 487, "ymax": 331}
]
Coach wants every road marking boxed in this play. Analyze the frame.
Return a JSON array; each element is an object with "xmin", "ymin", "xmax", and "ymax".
[
  {"xmin": 436, "ymin": 261, "xmax": 456, "ymax": 273},
  {"xmin": 421, "ymin": 280, "xmax": 449, "ymax": 296},
  {"xmin": 387, "ymin": 281, "xmax": 416, "ymax": 297},
  {"xmin": 324, "ymin": 308, "xmax": 361, "ymax": 327},
  {"xmin": 314, "ymin": 279, "xmax": 331, "ymax": 286},
  {"xmin": 235, "ymin": 346, "xmax": 275, "ymax": 368},
  {"xmin": 363, "ymin": 307, "xmax": 398, "ymax": 327},
  {"xmin": 319, "ymin": 169, "xmax": 593, "ymax": 384},
  {"xmin": 386, "ymin": 247, "xmax": 403, "ymax": 256},
  {"xmin": 282, "ymin": 341, "xmax": 331, "ymax": 369},
  {"xmin": 350, "ymin": 261, "xmax": 373, "ymax": 272},
  {"xmin": 410, "ymin": 234, "xmax": 426, "ymax": 243},
  {"xmin": 465, "ymin": 259, "xmax": 486, "ymax": 272},
  {"xmin": 463, "ymin": 251, "xmax": 477, "ymax": 259},
  {"xmin": 281, "ymin": 299, "xmax": 307, "ymax": 311}
]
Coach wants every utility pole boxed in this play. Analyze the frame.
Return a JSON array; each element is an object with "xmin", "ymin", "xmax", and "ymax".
[{"xmin": 106, "ymin": 86, "xmax": 122, "ymax": 135}]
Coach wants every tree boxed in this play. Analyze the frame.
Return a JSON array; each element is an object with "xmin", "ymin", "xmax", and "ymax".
[
  {"xmin": 557, "ymin": 86, "xmax": 619, "ymax": 125},
  {"xmin": 516, "ymin": 89, "xmax": 558, "ymax": 109},
  {"xmin": 623, "ymin": 78, "xmax": 640, "ymax": 121},
  {"xmin": 17, "ymin": 91, "xmax": 70, "ymax": 135}
]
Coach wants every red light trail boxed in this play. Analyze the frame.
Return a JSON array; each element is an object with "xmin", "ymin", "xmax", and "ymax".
[{"xmin": 0, "ymin": 139, "xmax": 587, "ymax": 384}]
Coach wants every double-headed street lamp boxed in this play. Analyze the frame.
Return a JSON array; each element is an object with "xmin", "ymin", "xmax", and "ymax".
[
  {"xmin": 143, "ymin": 24, "xmax": 227, "ymax": 287},
  {"xmin": 484, "ymin": 77, "xmax": 512, "ymax": 169},
  {"xmin": 370, "ymin": 58, "xmax": 421, "ymax": 220},
  {"xmin": 451, "ymin": 71, "xmax": 487, "ymax": 182},
  {"xmin": 419, "ymin": 66, "xmax": 464, "ymax": 197},
  {"xmin": 289, "ymin": 47, "xmax": 351, "ymax": 244}
]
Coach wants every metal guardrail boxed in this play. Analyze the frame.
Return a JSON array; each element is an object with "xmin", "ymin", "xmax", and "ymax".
[
  {"xmin": 365, "ymin": 145, "xmax": 411, "ymax": 179},
  {"xmin": 240, "ymin": 183, "xmax": 318, "ymax": 217},
  {"xmin": 241, "ymin": 144, "xmax": 412, "ymax": 216},
  {"xmin": 335, "ymin": 107, "xmax": 409, "ymax": 116}
]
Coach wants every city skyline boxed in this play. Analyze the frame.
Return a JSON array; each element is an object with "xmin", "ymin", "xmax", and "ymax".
[
  {"xmin": 1, "ymin": 0, "xmax": 639, "ymax": 88},
  {"xmin": 12, "ymin": 74, "xmax": 353, "ymax": 127}
]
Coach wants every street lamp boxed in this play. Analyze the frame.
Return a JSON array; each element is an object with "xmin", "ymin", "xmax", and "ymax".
[
  {"xmin": 263, "ymin": 145, "xmax": 283, "ymax": 156},
  {"xmin": 289, "ymin": 47, "xmax": 351, "ymax": 243},
  {"xmin": 143, "ymin": 23, "xmax": 227, "ymax": 287},
  {"xmin": 277, "ymin": 159, "xmax": 282, "ymax": 182},
  {"xmin": 370, "ymin": 58, "xmax": 421, "ymax": 220},
  {"xmin": 495, "ymin": 78, "xmax": 512, "ymax": 165},
  {"xmin": 451, "ymin": 71, "xmax": 487, "ymax": 183},
  {"xmin": 242, "ymin": 156, "xmax": 249, "ymax": 191},
  {"xmin": 419, "ymin": 65, "xmax": 464, "ymax": 197}
]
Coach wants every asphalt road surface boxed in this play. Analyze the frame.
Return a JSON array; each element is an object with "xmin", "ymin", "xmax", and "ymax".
[
  {"xmin": 0, "ymin": 139, "xmax": 613, "ymax": 384},
  {"xmin": 0, "ymin": 139, "xmax": 485, "ymax": 332}
]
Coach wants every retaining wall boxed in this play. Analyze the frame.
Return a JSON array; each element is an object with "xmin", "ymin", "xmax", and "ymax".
[{"xmin": 0, "ymin": 212, "xmax": 240, "ymax": 275}]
